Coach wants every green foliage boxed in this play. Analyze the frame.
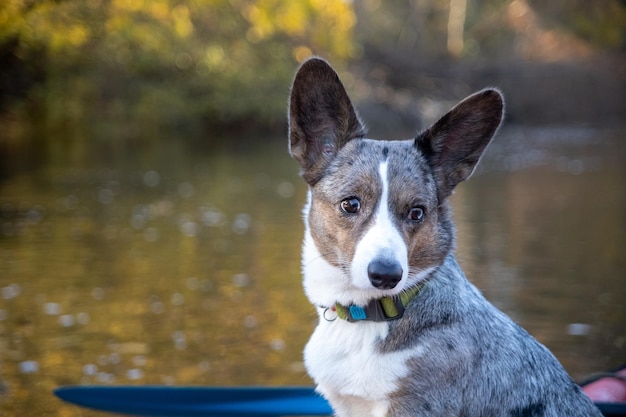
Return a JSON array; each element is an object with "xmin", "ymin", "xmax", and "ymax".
[
  {"xmin": 1, "ymin": 0, "xmax": 623, "ymax": 141},
  {"xmin": 1, "ymin": 0, "xmax": 358, "ymax": 138}
]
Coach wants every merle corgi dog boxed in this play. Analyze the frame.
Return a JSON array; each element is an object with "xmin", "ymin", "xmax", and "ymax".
[{"xmin": 287, "ymin": 57, "xmax": 601, "ymax": 417}]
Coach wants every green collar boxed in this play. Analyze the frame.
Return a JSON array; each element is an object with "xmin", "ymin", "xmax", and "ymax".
[{"xmin": 331, "ymin": 282, "xmax": 426, "ymax": 322}]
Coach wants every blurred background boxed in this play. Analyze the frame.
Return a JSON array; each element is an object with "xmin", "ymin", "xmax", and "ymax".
[{"xmin": 0, "ymin": 0, "xmax": 624, "ymax": 415}]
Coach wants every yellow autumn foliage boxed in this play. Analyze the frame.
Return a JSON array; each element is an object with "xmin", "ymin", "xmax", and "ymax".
[{"xmin": 0, "ymin": 0, "xmax": 358, "ymax": 133}]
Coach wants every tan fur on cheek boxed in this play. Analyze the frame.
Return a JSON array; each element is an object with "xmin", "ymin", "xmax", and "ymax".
[
  {"xmin": 406, "ymin": 212, "xmax": 453, "ymax": 274},
  {"xmin": 308, "ymin": 199, "xmax": 348, "ymax": 268}
]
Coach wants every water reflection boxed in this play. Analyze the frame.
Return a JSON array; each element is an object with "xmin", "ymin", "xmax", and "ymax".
[{"xmin": 0, "ymin": 127, "xmax": 624, "ymax": 416}]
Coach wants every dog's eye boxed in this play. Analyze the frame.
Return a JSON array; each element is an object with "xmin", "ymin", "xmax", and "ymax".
[
  {"xmin": 340, "ymin": 197, "xmax": 361, "ymax": 214},
  {"xmin": 408, "ymin": 206, "xmax": 425, "ymax": 222}
]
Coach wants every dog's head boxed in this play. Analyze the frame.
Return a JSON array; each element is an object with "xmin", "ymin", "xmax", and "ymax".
[{"xmin": 288, "ymin": 58, "xmax": 503, "ymax": 307}]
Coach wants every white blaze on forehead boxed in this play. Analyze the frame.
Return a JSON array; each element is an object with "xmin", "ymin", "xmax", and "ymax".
[{"xmin": 350, "ymin": 161, "xmax": 408, "ymax": 292}]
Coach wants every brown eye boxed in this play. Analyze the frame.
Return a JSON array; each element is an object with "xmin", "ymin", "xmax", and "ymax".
[
  {"xmin": 340, "ymin": 197, "xmax": 361, "ymax": 214},
  {"xmin": 408, "ymin": 206, "xmax": 425, "ymax": 222}
]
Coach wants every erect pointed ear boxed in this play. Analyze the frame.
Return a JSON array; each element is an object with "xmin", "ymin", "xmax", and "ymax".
[
  {"xmin": 288, "ymin": 57, "xmax": 366, "ymax": 185},
  {"xmin": 415, "ymin": 88, "xmax": 504, "ymax": 200}
]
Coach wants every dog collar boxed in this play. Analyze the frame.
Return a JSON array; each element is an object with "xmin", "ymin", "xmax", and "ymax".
[{"xmin": 328, "ymin": 282, "xmax": 426, "ymax": 322}]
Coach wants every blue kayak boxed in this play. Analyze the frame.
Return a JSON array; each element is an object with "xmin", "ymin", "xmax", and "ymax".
[
  {"xmin": 54, "ymin": 385, "xmax": 333, "ymax": 417},
  {"xmin": 55, "ymin": 383, "xmax": 626, "ymax": 417}
]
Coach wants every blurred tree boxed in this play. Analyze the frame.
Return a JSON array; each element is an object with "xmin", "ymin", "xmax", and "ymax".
[
  {"xmin": 528, "ymin": 0, "xmax": 625, "ymax": 50},
  {"xmin": 1, "ymin": 0, "xmax": 623, "ymax": 140},
  {"xmin": 354, "ymin": 0, "xmax": 624, "ymax": 60},
  {"xmin": 0, "ymin": 0, "xmax": 357, "ymax": 138},
  {"xmin": 447, "ymin": 0, "xmax": 468, "ymax": 57}
]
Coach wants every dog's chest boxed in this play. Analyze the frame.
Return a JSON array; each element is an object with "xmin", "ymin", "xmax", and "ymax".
[{"xmin": 304, "ymin": 315, "xmax": 421, "ymax": 416}]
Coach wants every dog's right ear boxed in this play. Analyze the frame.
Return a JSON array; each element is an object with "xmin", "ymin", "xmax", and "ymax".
[{"xmin": 288, "ymin": 58, "xmax": 366, "ymax": 185}]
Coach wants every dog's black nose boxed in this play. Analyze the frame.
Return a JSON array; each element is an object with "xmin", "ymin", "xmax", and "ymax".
[{"xmin": 368, "ymin": 259, "xmax": 403, "ymax": 289}]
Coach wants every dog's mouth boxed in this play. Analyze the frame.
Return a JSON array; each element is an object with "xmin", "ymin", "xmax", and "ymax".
[{"xmin": 344, "ymin": 264, "xmax": 434, "ymax": 306}]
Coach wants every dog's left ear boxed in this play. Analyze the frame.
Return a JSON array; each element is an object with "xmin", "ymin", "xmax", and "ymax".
[
  {"xmin": 415, "ymin": 89, "xmax": 504, "ymax": 200},
  {"xmin": 288, "ymin": 57, "xmax": 366, "ymax": 185}
]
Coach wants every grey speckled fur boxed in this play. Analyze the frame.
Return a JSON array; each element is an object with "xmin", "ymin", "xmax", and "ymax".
[{"xmin": 384, "ymin": 256, "xmax": 600, "ymax": 416}]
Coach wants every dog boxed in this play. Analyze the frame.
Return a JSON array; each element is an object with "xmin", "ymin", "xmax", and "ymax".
[{"xmin": 287, "ymin": 57, "xmax": 602, "ymax": 417}]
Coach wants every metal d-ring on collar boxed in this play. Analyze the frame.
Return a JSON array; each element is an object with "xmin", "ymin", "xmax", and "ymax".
[
  {"xmin": 322, "ymin": 307, "xmax": 337, "ymax": 321},
  {"xmin": 322, "ymin": 282, "xmax": 426, "ymax": 323}
]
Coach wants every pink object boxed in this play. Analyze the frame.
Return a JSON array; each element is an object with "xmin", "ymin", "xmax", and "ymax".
[{"xmin": 583, "ymin": 368, "xmax": 626, "ymax": 403}]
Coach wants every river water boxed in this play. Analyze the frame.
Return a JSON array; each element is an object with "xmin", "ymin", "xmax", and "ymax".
[{"xmin": 0, "ymin": 125, "xmax": 624, "ymax": 416}]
